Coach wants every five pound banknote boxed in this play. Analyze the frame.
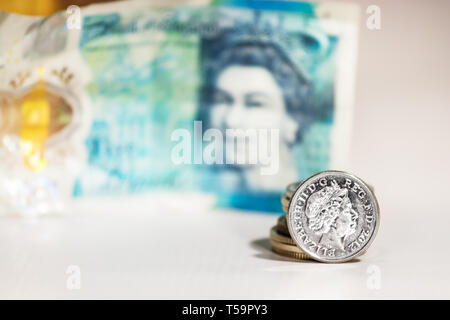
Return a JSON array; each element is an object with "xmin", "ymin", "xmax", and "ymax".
[{"xmin": 0, "ymin": 0, "xmax": 359, "ymax": 215}]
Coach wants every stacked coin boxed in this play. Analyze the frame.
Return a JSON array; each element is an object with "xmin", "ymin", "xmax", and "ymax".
[
  {"xmin": 269, "ymin": 182, "xmax": 311, "ymax": 260},
  {"xmin": 270, "ymin": 172, "xmax": 379, "ymax": 262},
  {"xmin": 269, "ymin": 215, "xmax": 311, "ymax": 260},
  {"xmin": 281, "ymin": 182, "xmax": 300, "ymax": 213}
]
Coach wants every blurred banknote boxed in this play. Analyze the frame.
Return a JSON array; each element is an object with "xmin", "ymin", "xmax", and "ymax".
[{"xmin": 0, "ymin": 0, "xmax": 359, "ymax": 214}]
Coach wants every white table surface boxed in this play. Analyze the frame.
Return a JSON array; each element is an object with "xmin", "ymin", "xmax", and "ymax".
[
  {"xmin": 1, "ymin": 191, "xmax": 449, "ymax": 300},
  {"xmin": 1, "ymin": 0, "xmax": 450, "ymax": 299}
]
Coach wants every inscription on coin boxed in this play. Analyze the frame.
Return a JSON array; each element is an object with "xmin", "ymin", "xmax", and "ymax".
[{"xmin": 287, "ymin": 171, "xmax": 379, "ymax": 262}]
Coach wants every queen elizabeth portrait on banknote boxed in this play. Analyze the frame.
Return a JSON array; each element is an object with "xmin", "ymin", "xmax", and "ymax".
[
  {"xmin": 195, "ymin": 4, "xmax": 341, "ymax": 211},
  {"xmin": 198, "ymin": 39, "xmax": 313, "ymax": 191}
]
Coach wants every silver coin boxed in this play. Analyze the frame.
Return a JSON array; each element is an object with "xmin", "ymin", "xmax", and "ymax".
[{"xmin": 287, "ymin": 171, "xmax": 379, "ymax": 263}]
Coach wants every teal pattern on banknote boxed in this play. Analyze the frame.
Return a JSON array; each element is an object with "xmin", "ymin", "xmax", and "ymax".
[
  {"xmin": 75, "ymin": 7, "xmax": 201, "ymax": 195},
  {"xmin": 73, "ymin": 3, "xmax": 351, "ymax": 213},
  {"xmin": 0, "ymin": 2, "xmax": 357, "ymax": 214}
]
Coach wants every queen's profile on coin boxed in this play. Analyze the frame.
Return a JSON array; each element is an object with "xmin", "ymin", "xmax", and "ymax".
[{"xmin": 305, "ymin": 180, "xmax": 359, "ymax": 251}]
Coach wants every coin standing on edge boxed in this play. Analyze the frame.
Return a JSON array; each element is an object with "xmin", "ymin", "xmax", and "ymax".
[{"xmin": 287, "ymin": 171, "xmax": 380, "ymax": 263}]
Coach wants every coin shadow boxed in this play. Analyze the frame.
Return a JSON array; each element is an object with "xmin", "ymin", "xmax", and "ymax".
[{"xmin": 250, "ymin": 238, "xmax": 316, "ymax": 264}]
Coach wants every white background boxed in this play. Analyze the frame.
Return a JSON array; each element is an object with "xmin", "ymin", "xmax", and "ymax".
[{"xmin": 1, "ymin": 0, "xmax": 450, "ymax": 299}]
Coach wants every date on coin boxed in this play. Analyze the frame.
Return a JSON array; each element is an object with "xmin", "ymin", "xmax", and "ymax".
[{"xmin": 287, "ymin": 171, "xmax": 379, "ymax": 263}]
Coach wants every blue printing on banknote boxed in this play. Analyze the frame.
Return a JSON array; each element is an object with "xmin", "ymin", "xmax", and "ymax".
[{"xmin": 72, "ymin": 5, "xmax": 339, "ymax": 213}]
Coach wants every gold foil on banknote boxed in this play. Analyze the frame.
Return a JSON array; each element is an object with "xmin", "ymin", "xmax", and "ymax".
[
  {"xmin": 3, "ymin": 67, "xmax": 74, "ymax": 172},
  {"xmin": 19, "ymin": 67, "xmax": 50, "ymax": 171}
]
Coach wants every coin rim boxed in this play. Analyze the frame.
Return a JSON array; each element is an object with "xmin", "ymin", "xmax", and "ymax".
[
  {"xmin": 281, "ymin": 195, "xmax": 290, "ymax": 208},
  {"xmin": 270, "ymin": 238, "xmax": 306, "ymax": 254},
  {"xmin": 287, "ymin": 170, "xmax": 380, "ymax": 263},
  {"xmin": 270, "ymin": 226, "xmax": 298, "ymax": 246},
  {"xmin": 271, "ymin": 245, "xmax": 311, "ymax": 260},
  {"xmin": 276, "ymin": 215, "xmax": 290, "ymax": 236}
]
